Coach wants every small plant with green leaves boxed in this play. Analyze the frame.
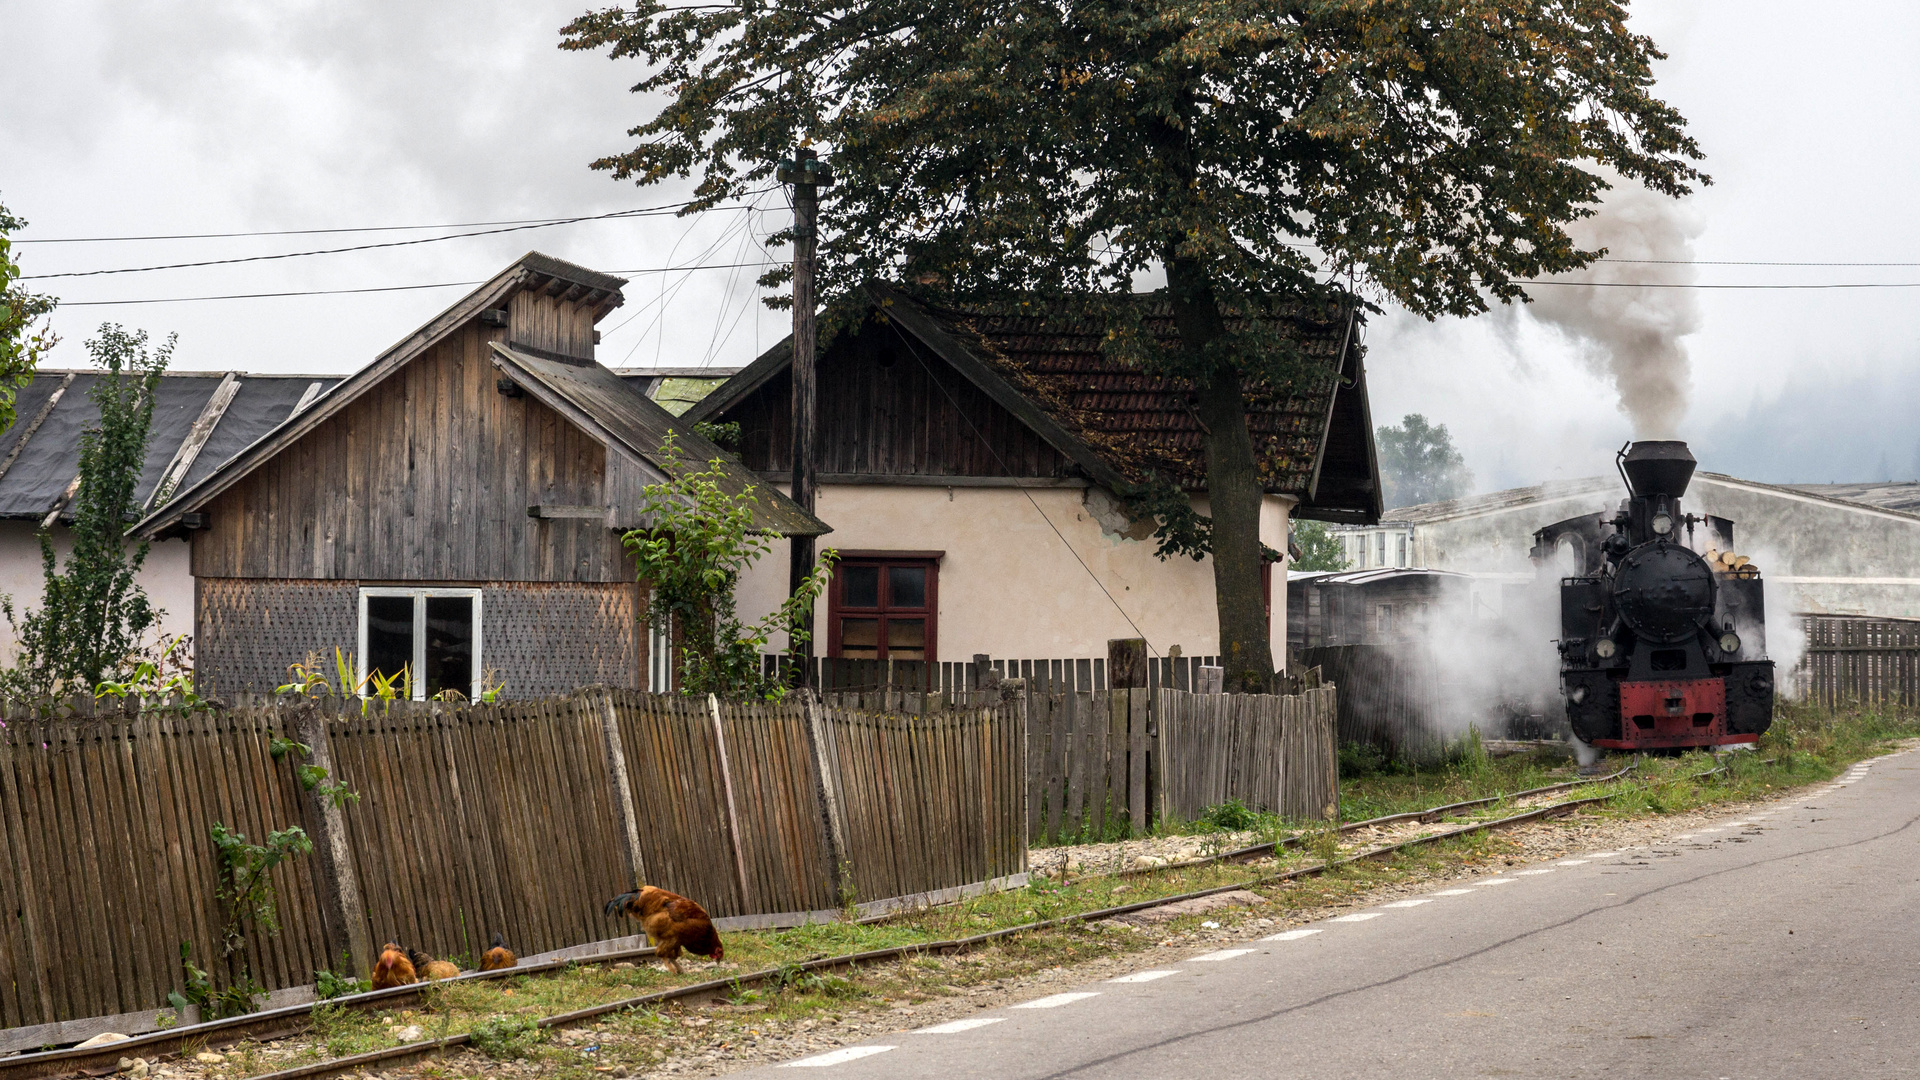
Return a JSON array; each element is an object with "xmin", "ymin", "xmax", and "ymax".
[
  {"xmin": 210, "ymin": 822, "xmax": 313, "ymax": 954},
  {"xmin": 167, "ymin": 941, "xmax": 262, "ymax": 1021},
  {"xmin": 623, "ymin": 435, "xmax": 834, "ymax": 698},
  {"xmin": 269, "ymin": 735, "xmax": 360, "ymax": 808},
  {"xmin": 315, "ymin": 953, "xmax": 373, "ymax": 1000},
  {"xmin": 468, "ymin": 1015, "xmax": 546, "ymax": 1060},
  {"xmin": 1199, "ymin": 799, "xmax": 1259, "ymax": 832},
  {"xmin": 94, "ymin": 634, "xmax": 202, "ymax": 711}
]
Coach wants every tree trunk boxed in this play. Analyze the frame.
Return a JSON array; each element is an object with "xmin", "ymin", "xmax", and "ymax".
[{"xmin": 1165, "ymin": 257, "xmax": 1274, "ymax": 693}]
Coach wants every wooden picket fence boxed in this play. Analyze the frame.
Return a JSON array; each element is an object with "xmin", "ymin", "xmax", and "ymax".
[
  {"xmin": 1024, "ymin": 686, "xmax": 1339, "ymax": 843},
  {"xmin": 1800, "ymin": 615, "xmax": 1920, "ymax": 708},
  {"xmin": 0, "ymin": 688, "xmax": 1024, "ymax": 1047},
  {"xmin": 1296, "ymin": 644, "xmax": 1450, "ymax": 764},
  {"xmin": 767, "ymin": 654, "xmax": 1223, "ymax": 695}
]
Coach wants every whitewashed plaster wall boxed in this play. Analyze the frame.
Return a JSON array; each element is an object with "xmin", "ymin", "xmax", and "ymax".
[
  {"xmin": 0, "ymin": 520, "xmax": 194, "ymax": 666},
  {"xmin": 736, "ymin": 484, "xmax": 1295, "ymax": 669}
]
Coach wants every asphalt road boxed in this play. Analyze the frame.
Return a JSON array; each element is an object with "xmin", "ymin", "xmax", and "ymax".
[{"xmin": 735, "ymin": 751, "xmax": 1920, "ymax": 1079}]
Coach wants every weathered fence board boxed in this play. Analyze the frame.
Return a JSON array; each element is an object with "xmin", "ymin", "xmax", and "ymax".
[
  {"xmin": 1801, "ymin": 614, "xmax": 1920, "ymax": 708},
  {"xmin": 0, "ymin": 688, "xmax": 1026, "ymax": 1047},
  {"xmin": 1024, "ymin": 686, "xmax": 1338, "ymax": 843}
]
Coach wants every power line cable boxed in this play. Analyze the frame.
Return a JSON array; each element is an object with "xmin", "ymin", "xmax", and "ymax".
[
  {"xmin": 56, "ymin": 260, "xmax": 778, "ymax": 306},
  {"xmin": 22, "ymin": 193, "xmax": 773, "ymax": 280}
]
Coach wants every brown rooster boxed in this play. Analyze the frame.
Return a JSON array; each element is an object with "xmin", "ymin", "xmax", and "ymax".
[
  {"xmin": 479, "ymin": 931, "xmax": 518, "ymax": 972},
  {"xmin": 406, "ymin": 948, "xmax": 460, "ymax": 980},
  {"xmin": 604, "ymin": 885, "xmax": 724, "ymax": 974},
  {"xmin": 370, "ymin": 942, "xmax": 416, "ymax": 989}
]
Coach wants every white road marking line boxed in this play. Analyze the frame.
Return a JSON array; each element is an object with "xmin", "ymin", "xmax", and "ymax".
[
  {"xmin": 1675, "ymin": 835, "xmax": 1696, "ymax": 840},
  {"xmin": 1013, "ymin": 992, "xmax": 1101, "ymax": 1009},
  {"xmin": 1189, "ymin": 948, "xmax": 1257, "ymax": 962},
  {"xmin": 1433, "ymin": 888, "xmax": 1476, "ymax": 896},
  {"xmin": 1587, "ymin": 852, "xmax": 1621, "ymax": 858},
  {"xmin": 1263, "ymin": 929, "xmax": 1323, "ymax": 942},
  {"xmin": 1698, "ymin": 827, "xmax": 1726, "ymax": 832},
  {"xmin": 1517, "ymin": 869, "xmax": 1555, "ymax": 876},
  {"xmin": 1108, "ymin": 970, "xmax": 1180, "ymax": 983},
  {"xmin": 1725, "ymin": 822, "xmax": 1752, "ymax": 827},
  {"xmin": 914, "ymin": 1018, "xmax": 1005, "ymax": 1034},
  {"xmin": 1555, "ymin": 860, "xmax": 1589, "ymax": 866},
  {"xmin": 1382, "ymin": 899, "xmax": 1434, "ymax": 908},
  {"xmin": 1332, "ymin": 912, "xmax": 1383, "ymax": 922},
  {"xmin": 1479, "ymin": 878, "xmax": 1518, "ymax": 886},
  {"xmin": 784, "ymin": 1046, "xmax": 896, "ymax": 1067}
]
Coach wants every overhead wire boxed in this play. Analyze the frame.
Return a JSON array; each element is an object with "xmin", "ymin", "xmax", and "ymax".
[
  {"xmin": 20, "ymin": 190, "xmax": 777, "ymax": 280},
  {"xmin": 57, "ymin": 260, "xmax": 778, "ymax": 306}
]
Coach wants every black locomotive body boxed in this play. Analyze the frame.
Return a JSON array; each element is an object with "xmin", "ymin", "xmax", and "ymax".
[{"xmin": 1533, "ymin": 441, "xmax": 1774, "ymax": 751}]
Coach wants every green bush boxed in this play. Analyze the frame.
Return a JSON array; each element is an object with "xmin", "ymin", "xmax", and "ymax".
[
  {"xmin": 1338, "ymin": 742, "xmax": 1390, "ymax": 779},
  {"xmin": 1199, "ymin": 799, "xmax": 1258, "ymax": 831}
]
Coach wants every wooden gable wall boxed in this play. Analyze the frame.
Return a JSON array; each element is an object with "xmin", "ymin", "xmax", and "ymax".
[
  {"xmin": 192, "ymin": 319, "xmax": 631, "ymax": 583},
  {"xmin": 722, "ymin": 322, "xmax": 1071, "ymax": 480}
]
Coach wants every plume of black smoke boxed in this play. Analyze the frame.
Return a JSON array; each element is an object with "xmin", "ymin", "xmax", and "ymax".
[{"xmin": 1527, "ymin": 173, "xmax": 1703, "ymax": 439}]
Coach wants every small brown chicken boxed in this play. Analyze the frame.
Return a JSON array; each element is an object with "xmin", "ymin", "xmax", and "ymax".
[
  {"xmin": 370, "ymin": 942, "xmax": 416, "ymax": 989},
  {"xmin": 406, "ymin": 948, "xmax": 460, "ymax": 980},
  {"xmin": 604, "ymin": 885, "xmax": 724, "ymax": 974},
  {"xmin": 479, "ymin": 931, "xmax": 518, "ymax": 972}
]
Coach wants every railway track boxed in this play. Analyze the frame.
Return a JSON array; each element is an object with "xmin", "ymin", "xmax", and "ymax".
[{"xmin": 3, "ymin": 767, "xmax": 1653, "ymax": 1080}]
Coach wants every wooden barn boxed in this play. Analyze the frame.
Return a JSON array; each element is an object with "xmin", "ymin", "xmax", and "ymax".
[
  {"xmin": 133, "ymin": 252, "xmax": 826, "ymax": 698},
  {"xmin": 690, "ymin": 282, "xmax": 1382, "ymax": 671}
]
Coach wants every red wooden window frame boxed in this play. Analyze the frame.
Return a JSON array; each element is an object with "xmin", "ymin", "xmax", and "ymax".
[{"xmin": 826, "ymin": 553, "xmax": 940, "ymax": 663}]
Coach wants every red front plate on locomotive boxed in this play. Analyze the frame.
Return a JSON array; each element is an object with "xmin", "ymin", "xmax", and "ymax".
[{"xmin": 1594, "ymin": 677, "xmax": 1758, "ymax": 750}]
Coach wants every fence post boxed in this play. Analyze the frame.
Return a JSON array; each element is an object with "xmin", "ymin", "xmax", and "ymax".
[
  {"xmin": 800, "ymin": 690, "xmax": 853, "ymax": 908},
  {"xmin": 595, "ymin": 689, "xmax": 648, "ymax": 890},
  {"xmin": 289, "ymin": 702, "xmax": 373, "ymax": 978},
  {"xmin": 707, "ymin": 693, "xmax": 755, "ymax": 913}
]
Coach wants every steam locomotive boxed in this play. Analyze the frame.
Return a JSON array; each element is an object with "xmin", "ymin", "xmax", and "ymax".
[{"xmin": 1532, "ymin": 441, "xmax": 1774, "ymax": 751}]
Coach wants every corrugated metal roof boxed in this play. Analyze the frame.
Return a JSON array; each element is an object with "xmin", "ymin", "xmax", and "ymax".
[
  {"xmin": 492, "ymin": 345, "xmax": 830, "ymax": 537},
  {"xmin": 0, "ymin": 370, "xmax": 341, "ymax": 521}
]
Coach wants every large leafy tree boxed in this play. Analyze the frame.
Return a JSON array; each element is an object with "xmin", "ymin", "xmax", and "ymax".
[
  {"xmin": 1378, "ymin": 413, "xmax": 1472, "ymax": 508},
  {"xmin": 564, "ymin": 0, "xmax": 1704, "ymax": 690}
]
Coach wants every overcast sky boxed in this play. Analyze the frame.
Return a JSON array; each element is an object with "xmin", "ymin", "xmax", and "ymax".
[{"xmin": 5, "ymin": 1, "xmax": 1917, "ymax": 492}]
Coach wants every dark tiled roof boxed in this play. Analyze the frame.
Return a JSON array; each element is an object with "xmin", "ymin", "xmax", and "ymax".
[{"xmin": 916, "ymin": 298, "xmax": 1354, "ymax": 493}]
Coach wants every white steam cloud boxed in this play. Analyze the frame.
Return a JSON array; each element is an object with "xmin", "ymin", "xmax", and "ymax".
[{"xmin": 1527, "ymin": 172, "xmax": 1704, "ymax": 439}]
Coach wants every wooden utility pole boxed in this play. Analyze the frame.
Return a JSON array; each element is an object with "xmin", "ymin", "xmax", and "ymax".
[{"xmin": 777, "ymin": 146, "xmax": 834, "ymax": 687}]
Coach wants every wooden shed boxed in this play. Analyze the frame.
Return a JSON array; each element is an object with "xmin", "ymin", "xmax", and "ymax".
[{"xmin": 134, "ymin": 252, "xmax": 827, "ymax": 698}]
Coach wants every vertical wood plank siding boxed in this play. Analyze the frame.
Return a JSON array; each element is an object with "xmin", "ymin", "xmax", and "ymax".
[
  {"xmin": 0, "ymin": 691, "xmax": 1026, "ymax": 1039},
  {"xmin": 726, "ymin": 342, "xmax": 1071, "ymax": 479},
  {"xmin": 190, "ymin": 322, "xmax": 627, "ymax": 583}
]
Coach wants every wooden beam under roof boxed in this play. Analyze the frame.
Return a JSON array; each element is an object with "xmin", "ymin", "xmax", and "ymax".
[{"xmin": 145, "ymin": 371, "xmax": 241, "ymax": 512}]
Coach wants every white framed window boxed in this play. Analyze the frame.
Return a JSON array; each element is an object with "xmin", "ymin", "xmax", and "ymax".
[
  {"xmin": 357, "ymin": 587, "xmax": 483, "ymax": 700},
  {"xmin": 647, "ymin": 617, "xmax": 674, "ymax": 693}
]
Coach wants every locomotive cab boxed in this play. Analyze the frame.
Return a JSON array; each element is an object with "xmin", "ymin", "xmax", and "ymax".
[{"xmin": 1534, "ymin": 441, "xmax": 1774, "ymax": 751}]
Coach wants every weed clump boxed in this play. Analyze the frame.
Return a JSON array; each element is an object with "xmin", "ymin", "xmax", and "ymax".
[{"xmin": 469, "ymin": 1015, "xmax": 545, "ymax": 1059}]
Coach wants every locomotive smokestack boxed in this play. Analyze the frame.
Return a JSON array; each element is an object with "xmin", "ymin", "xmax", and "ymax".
[{"xmin": 1620, "ymin": 440, "xmax": 1696, "ymax": 498}]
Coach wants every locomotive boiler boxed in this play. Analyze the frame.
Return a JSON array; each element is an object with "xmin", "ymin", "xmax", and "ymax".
[{"xmin": 1532, "ymin": 441, "xmax": 1774, "ymax": 751}]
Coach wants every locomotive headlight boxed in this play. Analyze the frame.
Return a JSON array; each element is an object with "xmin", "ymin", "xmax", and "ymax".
[
  {"xmin": 1568, "ymin": 685, "xmax": 1589, "ymax": 705},
  {"xmin": 1651, "ymin": 512, "xmax": 1674, "ymax": 535},
  {"xmin": 1718, "ymin": 631, "xmax": 1741, "ymax": 654},
  {"xmin": 1595, "ymin": 637, "xmax": 1617, "ymax": 659}
]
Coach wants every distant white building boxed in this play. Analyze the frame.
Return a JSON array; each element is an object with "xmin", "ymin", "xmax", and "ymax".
[{"xmin": 1334, "ymin": 474, "xmax": 1920, "ymax": 620}]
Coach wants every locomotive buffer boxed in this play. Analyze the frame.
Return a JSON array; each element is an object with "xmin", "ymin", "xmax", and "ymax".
[{"xmin": 1535, "ymin": 441, "xmax": 1774, "ymax": 752}]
